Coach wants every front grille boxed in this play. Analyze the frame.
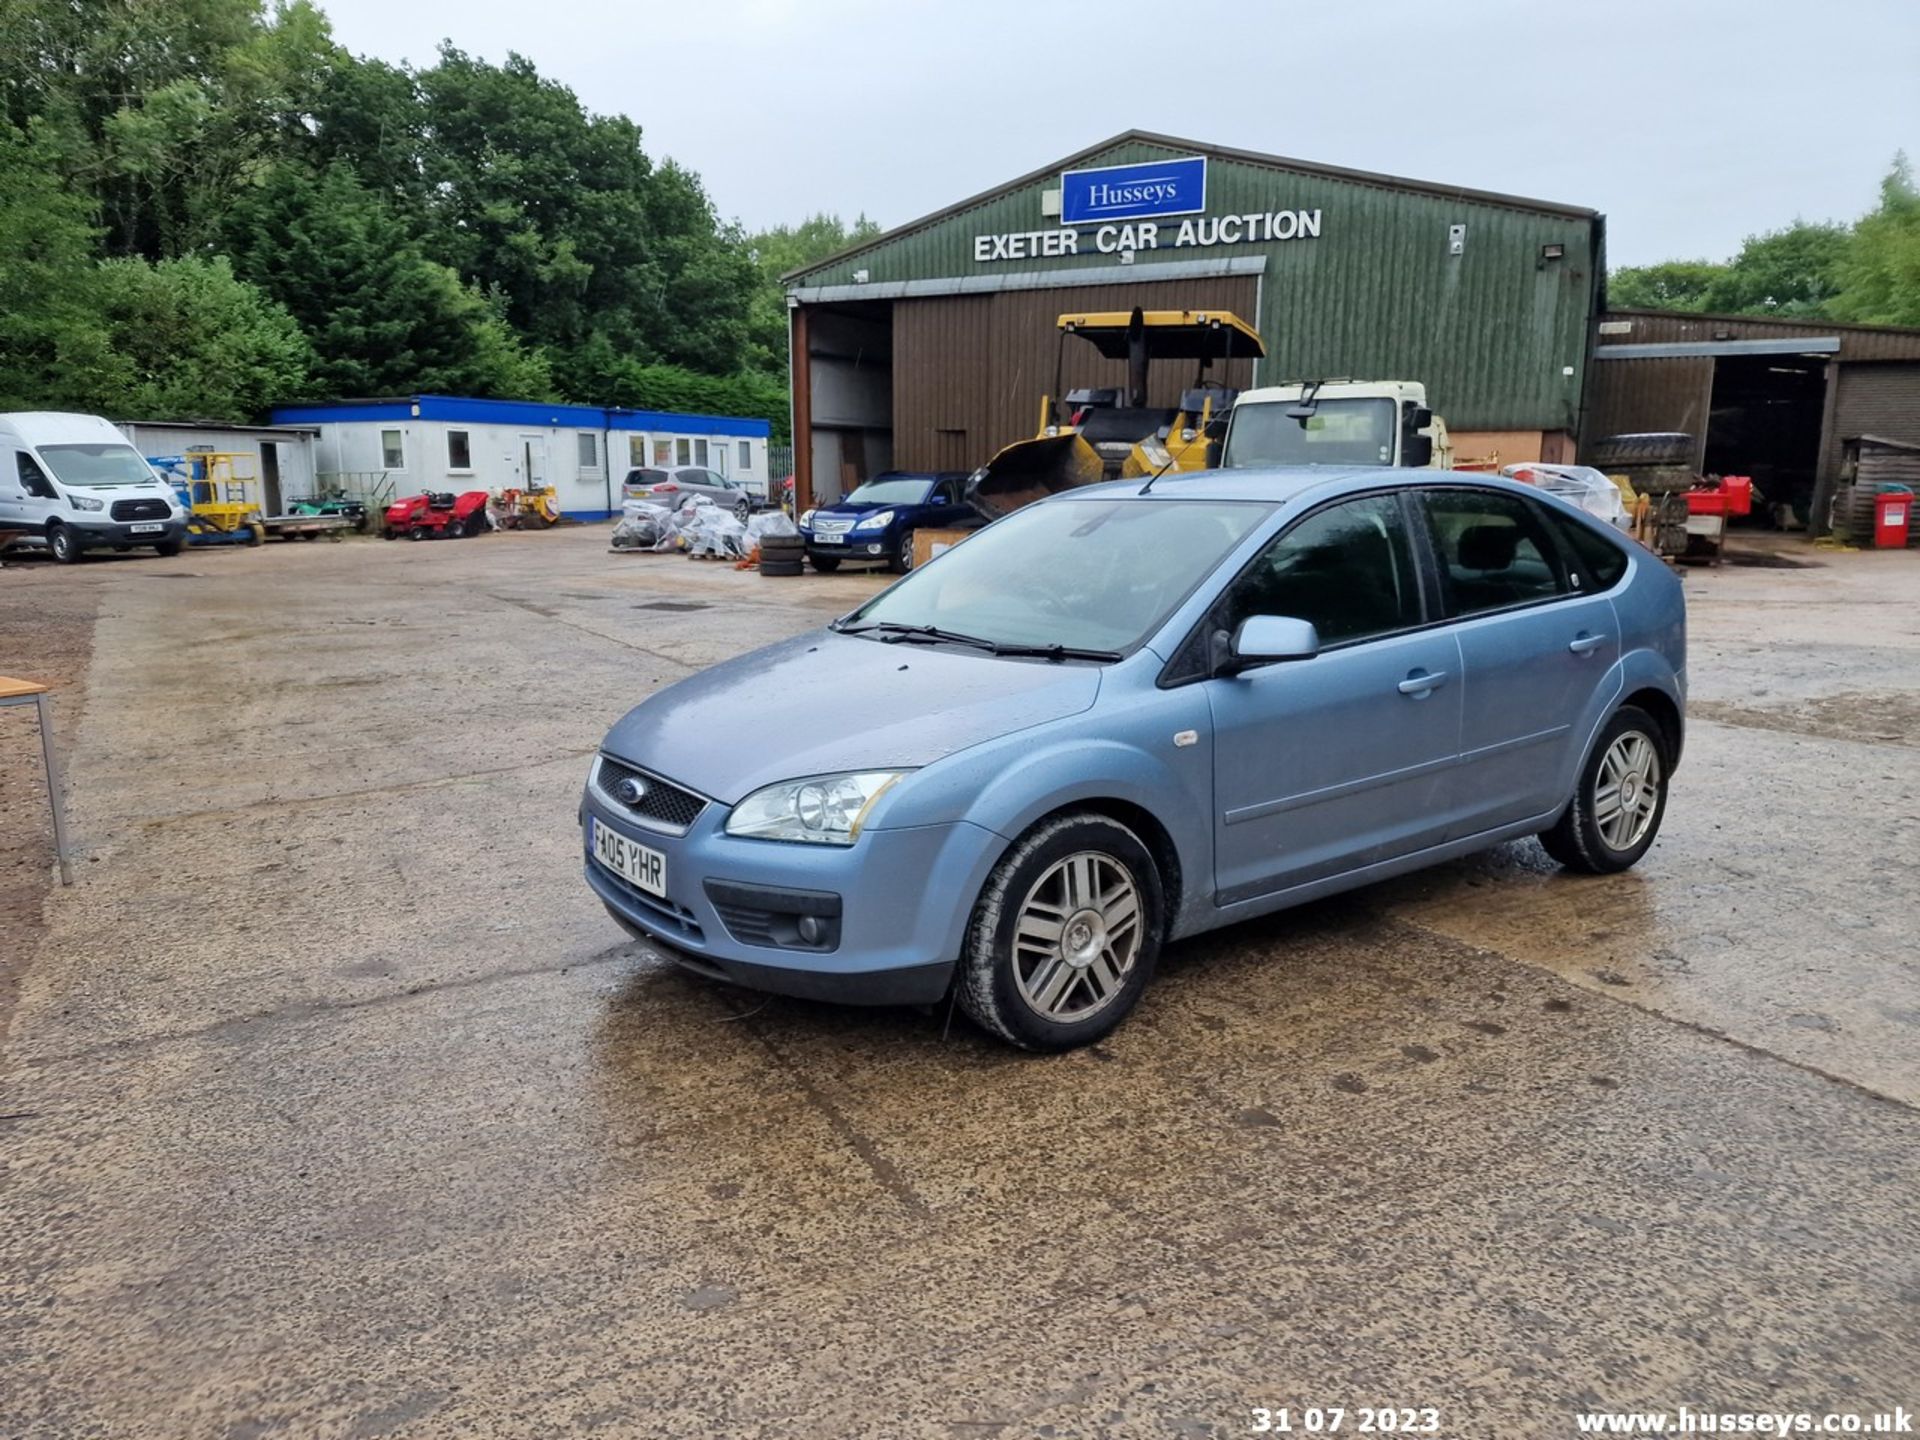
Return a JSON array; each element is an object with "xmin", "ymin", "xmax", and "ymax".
[
  {"xmin": 111, "ymin": 498, "xmax": 171, "ymax": 521},
  {"xmin": 591, "ymin": 858, "xmax": 705, "ymax": 941},
  {"xmin": 812, "ymin": 516, "xmax": 854, "ymax": 535},
  {"xmin": 592, "ymin": 755, "xmax": 708, "ymax": 834}
]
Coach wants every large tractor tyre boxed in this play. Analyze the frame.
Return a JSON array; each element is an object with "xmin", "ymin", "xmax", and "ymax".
[
  {"xmin": 47, "ymin": 522, "xmax": 83, "ymax": 564},
  {"xmin": 1586, "ymin": 433, "xmax": 1695, "ymax": 469},
  {"xmin": 808, "ymin": 554, "xmax": 841, "ymax": 573},
  {"xmin": 1624, "ymin": 465, "xmax": 1699, "ymax": 496},
  {"xmin": 958, "ymin": 812, "xmax": 1164, "ymax": 1052},
  {"xmin": 1538, "ymin": 705, "xmax": 1672, "ymax": 875}
]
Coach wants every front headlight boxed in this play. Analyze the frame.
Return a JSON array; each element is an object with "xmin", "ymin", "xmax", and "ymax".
[
  {"xmin": 68, "ymin": 495, "xmax": 104, "ymax": 512},
  {"xmin": 799, "ymin": 508, "xmax": 816, "ymax": 529},
  {"xmin": 853, "ymin": 509, "xmax": 895, "ymax": 531},
  {"xmin": 726, "ymin": 770, "xmax": 911, "ymax": 845}
]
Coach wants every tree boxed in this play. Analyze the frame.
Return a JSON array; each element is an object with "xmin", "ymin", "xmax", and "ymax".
[
  {"xmin": 1832, "ymin": 154, "xmax": 1920, "ymax": 328},
  {"xmin": 222, "ymin": 162, "xmax": 552, "ymax": 399},
  {"xmin": 90, "ymin": 255, "xmax": 313, "ymax": 421},
  {"xmin": 0, "ymin": 121, "xmax": 122, "ymax": 410},
  {"xmin": 1704, "ymin": 221, "xmax": 1850, "ymax": 316},
  {"xmin": 1608, "ymin": 260, "xmax": 1725, "ymax": 313}
]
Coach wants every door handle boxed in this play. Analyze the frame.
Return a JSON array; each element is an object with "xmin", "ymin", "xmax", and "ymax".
[
  {"xmin": 1568, "ymin": 633, "xmax": 1606, "ymax": 655},
  {"xmin": 1398, "ymin": 669, "xmax": 1448, "ymax": 696}
]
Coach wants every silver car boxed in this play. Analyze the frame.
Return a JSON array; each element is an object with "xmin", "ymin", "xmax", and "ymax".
[
  {"xmin": 622, "ymin": 465, "xmax": 757, "ymax": 521},
  {"xmin": 582, "ymin": 468, "xmax": 1686, "ymax": 1051}
]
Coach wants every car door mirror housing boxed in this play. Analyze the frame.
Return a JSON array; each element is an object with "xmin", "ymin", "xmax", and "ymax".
[{"xmin": 1225, "ymin": 615, "xmax": 1320, "ymax": 672}]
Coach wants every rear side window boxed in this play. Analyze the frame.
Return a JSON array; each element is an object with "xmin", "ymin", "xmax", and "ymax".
[
  {"xmin": 1421, "ymin": 488, "xmax": 1570, "ymax": 617},
  {"xmin": 1216, "ymin": 493, "xmax": 1423, "ymax": 647},
  {"xmin": 1539, "ymin": 507, "xmax": 1630, "ymax": 590}
]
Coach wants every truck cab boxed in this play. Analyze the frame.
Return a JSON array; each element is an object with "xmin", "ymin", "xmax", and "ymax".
[
  {"xmin": 0, "ymin": 412, "xmax": 189, "ymax": 562},
  {"xmin": 1219, "ymin": 380, "xmax": 1453, "ymax": 471}
]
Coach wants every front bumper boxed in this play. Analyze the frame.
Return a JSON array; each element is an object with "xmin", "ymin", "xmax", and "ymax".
[
  {"xmin": 71, "ymin": 517, "xmax": 187, "ymax": 548},
  {"xmin": 804, "ymin": 530, "xmax": 893, "ymax": 559},
  {"xmin": 581, "ymin": 787, "xmax": 1004, "ymax": 1006}
]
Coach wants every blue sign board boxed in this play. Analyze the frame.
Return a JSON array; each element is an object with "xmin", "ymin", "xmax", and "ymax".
[{"xmin": 1059, "ymin": 155, "xmax": 1207, "ymax": 226}]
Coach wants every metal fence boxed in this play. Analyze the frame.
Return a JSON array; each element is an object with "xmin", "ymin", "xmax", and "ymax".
[
  {"xmin": 768, "ymin": 445, "xmax": 794, "ymax": 482},
  {"xmin": 313, "ymin": 472, "xmax": 399, "ymax": 509}
]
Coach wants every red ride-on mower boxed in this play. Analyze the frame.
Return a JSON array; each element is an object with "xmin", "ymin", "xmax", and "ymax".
[{"xmin": 383, "ymin": 490, "xmax": 491, "ymax": 540}]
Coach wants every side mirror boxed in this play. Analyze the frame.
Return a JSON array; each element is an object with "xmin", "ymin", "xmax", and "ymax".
[
  {"xmin": 1404, "ymin": 434, "xmax": 1435, "ymax": 468},
  {"xmin": 1412, "ymin": 406, "xmax": 1434, "ymax": 430},
  {"xmin": 1225, "ymin": 615, "xmax": 1320, "ymax": 673},
  {"xmin": 1284, "ymin": 403, "xmax": 1318, "ymax": 424}
]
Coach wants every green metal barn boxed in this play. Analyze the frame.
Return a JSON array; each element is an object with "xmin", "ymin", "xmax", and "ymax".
[{"xmin": 782, "ymin": 130, "xmax": 1604, "ymax": 508}]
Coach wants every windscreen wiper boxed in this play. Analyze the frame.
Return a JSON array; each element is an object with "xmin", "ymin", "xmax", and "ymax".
[
  {"xmin": 987, "ymin": 641, "xmax": 1122, "ymax": 663},
  {"xmin": 836, "ymin": 622, "xmax": 1118, "ymax": 663},
  {"xmin": 835, "ymin": 621, "xmax": 1003, "ymax": 654}
]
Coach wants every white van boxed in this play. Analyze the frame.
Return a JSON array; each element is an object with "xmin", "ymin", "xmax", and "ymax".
[{"xmin": 0, "ymin": 412, "xmax": 189, "ymax": 562}]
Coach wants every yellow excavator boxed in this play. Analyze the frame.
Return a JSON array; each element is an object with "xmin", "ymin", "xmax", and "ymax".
[{"xmin": 966, "ymin": 307, "xmax": 1265, "ymax": 519}]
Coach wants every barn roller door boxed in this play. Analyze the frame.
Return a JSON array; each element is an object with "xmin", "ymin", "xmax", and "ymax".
[{"xmin": 891, "ymin": 275, "xmax": 1260, "ymax": 473}]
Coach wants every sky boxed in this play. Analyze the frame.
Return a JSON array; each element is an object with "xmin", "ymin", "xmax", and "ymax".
[{"xmin": 318, "ymin": 0, "xmax": 1919, "ymax": 269}]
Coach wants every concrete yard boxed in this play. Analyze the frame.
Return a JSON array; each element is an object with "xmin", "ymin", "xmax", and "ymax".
[{"xmin": 3, "ymin": 528, "xmax": 1918, "ymax": 1438}]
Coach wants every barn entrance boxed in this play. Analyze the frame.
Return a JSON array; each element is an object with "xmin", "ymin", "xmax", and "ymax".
[{"xmin": 1705, "ymin": 354, "xmax": 1828, "ymax": 525}]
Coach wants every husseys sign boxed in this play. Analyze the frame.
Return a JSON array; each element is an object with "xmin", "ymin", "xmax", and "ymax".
[{"xmin": 971, "ymin": 154, "xmax": 1324, "ymax": 264}]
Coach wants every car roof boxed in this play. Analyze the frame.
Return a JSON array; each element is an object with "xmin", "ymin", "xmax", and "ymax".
[{"xmin": 1054, "ymin": 466, "xmax": 1546, "ymax": 507}]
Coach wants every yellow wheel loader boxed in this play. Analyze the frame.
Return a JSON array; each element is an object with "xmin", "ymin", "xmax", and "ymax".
[{"xmin": 966, "ymin": 307, "xmax": 1265, "ymax": 519}]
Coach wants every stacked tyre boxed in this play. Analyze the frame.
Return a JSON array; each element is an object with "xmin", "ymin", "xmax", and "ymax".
[
  {"xmin": 760, "ymin": 533, "xmax": 805, "ymax": 577},
  {"xmin": 1586, "ymin": 433, "xmax": 1698, "ymax": 495}
]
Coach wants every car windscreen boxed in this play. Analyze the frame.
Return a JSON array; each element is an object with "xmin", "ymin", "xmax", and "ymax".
[
  {"xmin": 842, "ymin": 498, "xmax": 1271, "ymax": 654},
  {"xmin": 1223, "ymin": 398, "xmax": 1398, "ymax": 468},
  {"xmin": 38, "ymin": 443, "xmax": 157, "ymax": 488},
  {"xmin": 844, "ymin": 477, "xmax": 934, "ymax": 506}
]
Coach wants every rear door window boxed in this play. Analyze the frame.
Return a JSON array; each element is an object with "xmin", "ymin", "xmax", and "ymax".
[
  {"xmin": 1537, "ymin": 505, "xmax": 1630, "ymax": 590},
  {"xmin": 1420, "ymin": 488, "xmax": 1571, "ymax": 617}
]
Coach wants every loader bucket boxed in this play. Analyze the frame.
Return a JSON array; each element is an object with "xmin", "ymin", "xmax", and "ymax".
[{"xmin": 965, "ymin": 432, "xmax": 1107, "ymax": 521}]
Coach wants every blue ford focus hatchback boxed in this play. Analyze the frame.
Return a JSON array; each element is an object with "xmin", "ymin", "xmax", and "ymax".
[{"xmin": 583, "ymin": 469, "xmax": 1685, "ymax": 1050}]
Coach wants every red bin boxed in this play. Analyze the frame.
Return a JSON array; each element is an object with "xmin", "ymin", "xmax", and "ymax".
[{"xmin": 1875, "ymin": 489, "xmax": 1913, "ymax": 549}]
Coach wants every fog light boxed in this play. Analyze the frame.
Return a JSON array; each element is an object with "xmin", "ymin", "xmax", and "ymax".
[
  {"xmin": 866, "ymin": 543, "xmax": 882, "ymax": 554},
  {"xmin": 797, "ymin": 915, "xmax": 824, "ymax": 945}
]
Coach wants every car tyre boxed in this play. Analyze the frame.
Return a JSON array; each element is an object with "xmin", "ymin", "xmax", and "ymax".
[
  {"xmin": 47, "ymin": 522, "xmax": 82, "ymax": 564},
  {"xmin": 809, "ymin": 554, "xmax": 841, "ymax": 573},
  {"xmin": 154, "ymin": 536, "xmax": 184, "ymax": 557},
  {"xmin": 1538, "ymin": 704, "xmax": 1670, "ymax": 874},
  {"xmin": 958, "ymin": 812, "xmax": 1163, "ymax": 1051},
  {"xmin": 889, "ymin": 536, "xmax": 915, "ymax": 574}
]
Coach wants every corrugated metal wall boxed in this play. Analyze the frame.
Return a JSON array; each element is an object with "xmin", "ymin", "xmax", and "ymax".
[
  {"xmin": 1581, "ymin": 357, "xmax": 1715, "ymax": 469},
  {"xmin": 1831, "ymin": 363, "xmax": 1920, "ymax": 477},
  {"xmin": 1600, "ymin": 310, "xmax": 1920, "ymax": 362},
  {"xmin": 793, "ymin": 137, "xmax": 1598, "ymax": 432},
  {"xmin": 891, "ymin": 278, "xmax": 1258, "ymax": 471}
]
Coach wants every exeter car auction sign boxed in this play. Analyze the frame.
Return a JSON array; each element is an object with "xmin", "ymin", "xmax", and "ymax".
[{"xmin": 971, "ymin": 154, "xmax": 1325, "ymax": 264}]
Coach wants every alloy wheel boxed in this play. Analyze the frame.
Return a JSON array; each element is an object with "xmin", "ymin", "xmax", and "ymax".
[
  {"xmin": 1595, "ymin": 731, "xmax": 1661, "ymax": 851},
  {"xmin": 1011, "ymin": 851, "xmax": 1142, "ymax": 1023}
]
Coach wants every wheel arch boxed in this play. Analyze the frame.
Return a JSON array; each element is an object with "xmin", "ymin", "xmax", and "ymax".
[{"xmin": 1621, "ymin": 685, "xmax": 1683, "ymax": 769}]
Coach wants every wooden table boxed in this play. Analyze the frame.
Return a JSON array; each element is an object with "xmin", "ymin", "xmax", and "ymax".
[{"xmin": 1, "ymin": 676, "xmax": 72, "ymax": 885}]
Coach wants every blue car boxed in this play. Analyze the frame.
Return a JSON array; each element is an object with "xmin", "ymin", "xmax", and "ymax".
[
  {"xmin": 582, "ymin": 468, "xmax": 1685, "ymax": 1050},
  {"xmin": 799, "ymin": 470, "xmax": 973, "ymax": 573}
]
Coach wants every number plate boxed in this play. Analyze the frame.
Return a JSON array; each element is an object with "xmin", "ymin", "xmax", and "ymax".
[
  {"xmin": 130, "ymin": 522, "xmax": 165, "ymax": 534},
  {"xmin": 815, "ymin": 532, "xmax": 845, "ymax": 545},
  {"xmin": 592, "ymin": 819, "xmax": 667, "ymax": 898}
]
